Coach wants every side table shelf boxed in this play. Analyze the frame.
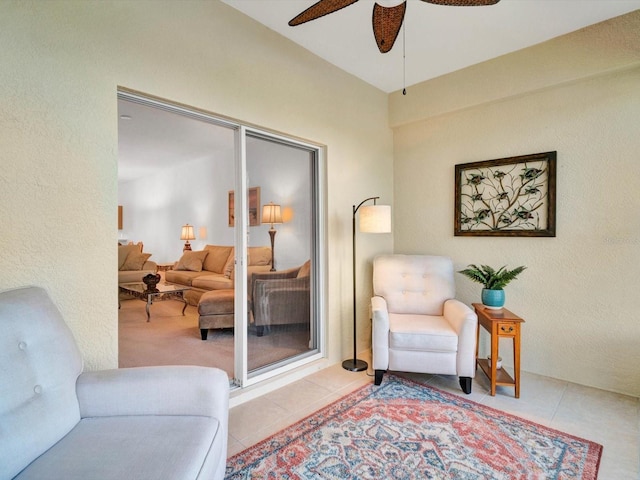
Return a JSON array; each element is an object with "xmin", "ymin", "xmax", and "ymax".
[{"xmin": 473, "ymin": 303, "xmax": 525, "ymax": 398}]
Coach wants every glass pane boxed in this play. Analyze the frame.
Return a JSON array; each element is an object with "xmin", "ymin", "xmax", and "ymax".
[
  {"xmin": 117, "ymin": 95, "xmax": 237, "ymax": 381},
  {"xmin": 245, "ymin": 134, "xmax": 318, "ymax": 375}
]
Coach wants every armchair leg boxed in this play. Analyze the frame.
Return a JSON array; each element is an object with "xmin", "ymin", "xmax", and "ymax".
[
  {"xmin": 256, "ymin": 326, "xmax": 264, "ymax": 337},
  {"xmin": 374, "ymin": 370, "xmax": 385, "ymax": 386},
  {"xmin": 200, "ymin": 329, "xmax": 208, "ymax": 340},
  {"xmin": 459, "ymin": 377, "xmax": 472, "ymax": 394}
]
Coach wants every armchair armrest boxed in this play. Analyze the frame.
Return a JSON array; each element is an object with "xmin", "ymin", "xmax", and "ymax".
[
  {"xmin": 443, "ymin": 299, "xmax": 477, "ymax": 336},
  {"xmin": 371, "ymin": 295, "xmax": 390, "ymax": 370},
  {"xmin": 250, "ymin": 267, "xmax": 301, "ymax": 301},
  {"xmin": 251, "ymin": 267, "xmax": 300, "ymax": 282},
  {"xmin": 443, "ymin": 299, "xmax": 478, "ymax": 377},
  {"xmin": 76, "ymin": 365, "xmax": 229, "ymax": 420}
]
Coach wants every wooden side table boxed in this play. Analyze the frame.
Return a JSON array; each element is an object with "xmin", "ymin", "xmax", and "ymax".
[{"xmin": 473, "ymin": 303, "xmax": 525, "ymax": 398}]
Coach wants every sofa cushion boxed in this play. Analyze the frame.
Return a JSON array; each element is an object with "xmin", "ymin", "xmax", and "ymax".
[
  {"xmin": 164, "ymin": 270, "xmax": 203, "ymax": 287},
  {"xmin": 175, "ymin": 250, "xmax": 209, "ymax": 272},
  {"xmin": 203, "ymin": 245, "xmax": 233, "ymax": 274},
  {"xmin": 118, "ymin": 267, "xmax": 157, "ymax": 284},
  {"xmin": 388, "ymin": 313, "xmax": 458, "ymax": 353},
  {"xmin": 117, "ymin": 244, "xmax": 141, "ymax": 270},
  {"xmin": 198, "ymin": 289, "xmax": 235, "ymax": 316},
  {"xmin": 192, "ymin": 274, "xmax": 233, "ymax": 291},
  {"xmin": 120, "ymin": 252, "xmax": 151, "ymax": 271},
  {"xmin": 13, "ymin": 416, "xmax": 223, "ymax": 480}
]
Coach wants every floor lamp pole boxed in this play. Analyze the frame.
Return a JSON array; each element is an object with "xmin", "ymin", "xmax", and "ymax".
[
  {"xmin": 342, "ymin": 197, "xmax": 379, "ymax": 372},
  {"xmin": 268, "ymin": 227, "xmax": 276, "ymax": 272}
]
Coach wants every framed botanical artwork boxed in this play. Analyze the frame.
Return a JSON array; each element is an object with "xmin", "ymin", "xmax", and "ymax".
[
  {"xmin": 454, "ymin": 151, "xmax": 556, "ymax": 237},
  {"xmin": 228, "ymin": 187, "xmax": 261, "ymax": 227}
]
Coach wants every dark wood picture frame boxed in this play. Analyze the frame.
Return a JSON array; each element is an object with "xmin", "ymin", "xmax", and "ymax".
[
  {"xmin": 454, "ymin": 151, "xmax": 556, "ymax": 237},
  {"xmin": 228, "ymin": 187, "xmax": 261, "ymax": 227}
]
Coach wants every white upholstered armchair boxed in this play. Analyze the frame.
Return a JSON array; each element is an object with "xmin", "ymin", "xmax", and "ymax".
[{"xmin": 371, "ymin": 255, "xmax": 478, "ymax": 394}]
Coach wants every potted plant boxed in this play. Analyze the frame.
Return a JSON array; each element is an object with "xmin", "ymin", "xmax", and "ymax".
[{"xmin": 457, "ymin": 264, "xmax": 526, "ymax": 309}]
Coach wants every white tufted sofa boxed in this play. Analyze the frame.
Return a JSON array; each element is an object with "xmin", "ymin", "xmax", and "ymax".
[
  {"xmin": 371, "ymin": 254, "xmax": 478, "ymax": 393},
  {"xmin": 0, "ymin": 286, "xmax": 229, "ymax": 480}
]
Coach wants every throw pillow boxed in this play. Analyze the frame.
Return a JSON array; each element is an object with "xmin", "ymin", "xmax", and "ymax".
[
  {"xmin": 175, "ymin": 250, "xmax": 209, "ymax": 272},
  {"xmin": 223, "ymin": 248, "xmax": 235, "ymax": 279},
  {"xmin": 203, "ymin": 245, "xmax": 233, "ymax": 273},
  {"xmin": 248, "ymin": 246, "xmax": 271, "ymax": 266},
  {"xmin": 120, "ymin": 252, "xmax": 151, "ymax": 271},
  {"xmin": 118, "ymin": 243, "xmax": 141, "ymax": 269}
]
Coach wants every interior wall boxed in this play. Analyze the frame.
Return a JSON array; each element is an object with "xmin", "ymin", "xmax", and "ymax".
[
  {"xmin": 246, "ymin": 136, "xmax": 313, "ymax": 271},
  {"xmin": 390, "ymin": 15, "xmax": 640, "ymax": 396},
  {"xmin": 119, "ymin": 149, "xmax": 235, "ymax": 263},
  {"xmin": 0, "ymin": 1, "xmax": 393, "ymax": 370}
]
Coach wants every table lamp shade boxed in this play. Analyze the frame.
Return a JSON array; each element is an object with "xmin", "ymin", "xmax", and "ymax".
[
  {"xmin": 359, "ymin": 205, "xmax": 391, "ymax": 233},
  {"xmin": 262, "ymin": 203, "xmax": 282, "ymax": 226},
  {"xmin": 180, "ymin": 224, "xmax": 195, "ymax": 251},
  {"xmin": 180, "ymin": 224, "xmax": 195, "ymax": 241}
]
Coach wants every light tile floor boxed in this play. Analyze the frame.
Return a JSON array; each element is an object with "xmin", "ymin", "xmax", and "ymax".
[{"xmin": 228, "ymin": 362, "xmax": 640, "ymax": 479}]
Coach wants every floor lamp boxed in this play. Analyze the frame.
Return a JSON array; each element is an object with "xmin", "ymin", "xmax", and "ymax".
[
  {"xmin": 342, "ymin": 197, "xmax": 391, "ymax": 372},
  {"xmin": 262, "ymin": 202, "xmax": 282, "ymax": 272}
]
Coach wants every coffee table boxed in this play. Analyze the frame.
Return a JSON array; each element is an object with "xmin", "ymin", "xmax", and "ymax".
[{"xmin": 119, "ymin": 282, "xmax": 191, "ymax": 322}]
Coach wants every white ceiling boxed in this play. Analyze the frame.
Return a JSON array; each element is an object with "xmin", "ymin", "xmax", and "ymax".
[
  {"xmin": 221, "ymin": 0, "xmax": 640, "ymax": 92},
  {"xmin": 118, "ymin": 99, "xmax": 235, "ymax": 183},
  {"xmin": 119, "ymin": 1, "xmax": 639, "ymax": 182}
]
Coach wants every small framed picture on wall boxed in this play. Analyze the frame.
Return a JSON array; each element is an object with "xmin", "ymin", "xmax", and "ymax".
[{"xmin": 228, "ymin": 187, "xmax": 261, "ymax": 227}]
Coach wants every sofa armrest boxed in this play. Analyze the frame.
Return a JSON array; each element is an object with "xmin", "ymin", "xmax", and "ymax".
[
  {"xmin": 371, "ymin": 295, "xmax": 390, "ymax": 370},
  {"xmin": 76, "ymin": 365, "xmax": 229, "ymax": 420},
  {"xmin": 142, "ymin": 260, "xmax": 158, "ymax": 272}
]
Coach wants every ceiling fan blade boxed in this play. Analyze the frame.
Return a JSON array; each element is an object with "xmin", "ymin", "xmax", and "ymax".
[
  {"xmin": 372, "ymin": 1, "xmax": 406, "ymax": 54},
  {"xmin": 421, "ymin": 0, "xmax": 500, "ymax": 5},
  {"xmin": 289, "ymin": 0, "xmax": 359, "ymax": 26}
]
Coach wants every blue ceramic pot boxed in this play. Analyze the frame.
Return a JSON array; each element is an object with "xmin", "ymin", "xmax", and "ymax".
[{"xmin": 482, "ymin": 288, "xmax": 505, "ymax": 309}]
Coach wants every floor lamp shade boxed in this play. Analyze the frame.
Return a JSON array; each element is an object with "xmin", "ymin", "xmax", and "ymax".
[
  {"xmin": 343, "ymin": 197, "xmax": 391, "ymax": 372},
  {"xmin": 359, "ymin": 205, "xmax": 391, "ymax": 233}
]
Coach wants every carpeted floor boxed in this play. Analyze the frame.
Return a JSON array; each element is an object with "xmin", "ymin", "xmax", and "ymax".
[
  {"xmin": 118, "ymin": 295, "xmax": 312, "ymax": 377},
  {"xmin": 225, "ymin": 374, "xmax": 602, "ymax": 479}
]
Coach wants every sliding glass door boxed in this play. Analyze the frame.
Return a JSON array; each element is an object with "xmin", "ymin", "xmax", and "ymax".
[
  {"xmin": 117, "ymin": 90, "xmax": 323, "ymax": 389},
  {"xmin": 243, "ymin": 133, "xmax": 320, "ymax": 379}
]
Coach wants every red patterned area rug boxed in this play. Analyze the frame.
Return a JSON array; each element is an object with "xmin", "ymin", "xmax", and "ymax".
[{"xmin": 225, "ymin": 375, "xmax": 602, "ymax": 479}]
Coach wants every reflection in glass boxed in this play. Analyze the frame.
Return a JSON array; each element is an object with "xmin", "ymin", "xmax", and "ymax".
[{"xmin": 246, "ymin": 134, "xmax": 317, "ymax": 374}]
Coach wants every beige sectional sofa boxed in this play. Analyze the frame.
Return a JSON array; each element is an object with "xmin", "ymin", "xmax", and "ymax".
[
  {"xmin": 118, "ymin": 243, "xmax": 158, "ymax": 284},
  {"xmin": 165, "ymin": 244, "xmax": 272, "ymax": 305}
]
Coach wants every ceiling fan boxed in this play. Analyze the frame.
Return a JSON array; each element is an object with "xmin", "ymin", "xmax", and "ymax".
[{"xmin": 289, "ymin": 0, "xmax": 501, "ymax": 53}]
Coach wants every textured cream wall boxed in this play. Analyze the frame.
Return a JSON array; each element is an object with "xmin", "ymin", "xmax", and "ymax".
[
  {"xmin": 0, "ymin": 1, "xmax": 393, "ymax": 370},
  {"xmin": 390, "ymin": 15, "xmax": 640, "ymax": 396}
]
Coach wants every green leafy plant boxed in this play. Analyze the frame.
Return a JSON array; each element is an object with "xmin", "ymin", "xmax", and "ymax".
[{"xmin": 458, "ymin": 264, "xmax": 526, "ymax": 290}]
